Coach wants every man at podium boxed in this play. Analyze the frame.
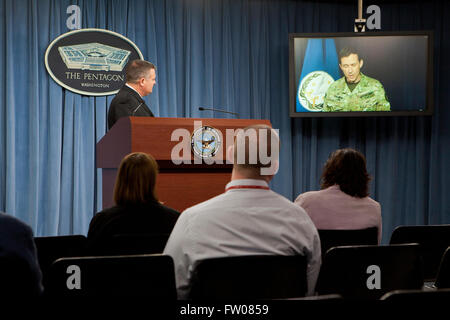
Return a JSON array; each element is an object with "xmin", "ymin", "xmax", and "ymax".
[{"xmin": 107, "ymin": 59, "xmax": 156, "ymax": 129}]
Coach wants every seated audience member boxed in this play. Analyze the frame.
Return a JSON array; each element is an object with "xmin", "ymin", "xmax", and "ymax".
[
  {"xmin": 295, "ymin": 148, "xmax": 382, "ymax": 243},
  {"xmin": 164, "ymin": 124, "xmax": 321, "ymax": 299},
  {"xmin": 0, "ymin": 212, "xmax": 43, "ymax": 296},
  {"xmin": 87, "ymin": 152, "xmax": 180, "ymax": 254}
]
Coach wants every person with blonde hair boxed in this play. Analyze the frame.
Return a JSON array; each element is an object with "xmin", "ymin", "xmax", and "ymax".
[{"xmin": 87, "ymin": 152, "xmax": 179, "ymax": 253}]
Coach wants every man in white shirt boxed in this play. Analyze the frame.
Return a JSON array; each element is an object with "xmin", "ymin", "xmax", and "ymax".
[{"xmin": 164, "ymin": 124, "xmax": 321, "ymax": 299}]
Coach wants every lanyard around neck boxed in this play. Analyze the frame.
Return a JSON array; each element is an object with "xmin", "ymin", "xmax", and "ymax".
[{"xmin": 225, "ymin": 185, "xmax": 270, "ymax": 192}]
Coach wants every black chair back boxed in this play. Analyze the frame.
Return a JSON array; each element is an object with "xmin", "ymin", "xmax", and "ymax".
[
  {"xmin": 287, "ymin": 293, "xmax": 343, "ymax": 301},
  {"xmin": 316, "ymin": 244, "xmax": 423, "ymax": 300},
  {"xmin": 389, "ymin": 224, "xmax": 450, "ymax": 281},
  {"xmin": 318, "ymin": 227, "xmax": 378, "ymax": 256},
  {"xmin": 47, "ymin": 254, "xmax": 177, "ymax": 298},
  {"xmin": 106, "ymin": 233, "xmax": 170, "ymax": 255},
  {"xmin": 34, "ymin": 235, "xmax": 88, "ymax": 290},
  {"xmin": 435, "ymin": 246, "xmax": 450, "ymax": 289},
  {"xmin": 380, "ymin": 288, "xmax": 450, "ymax": 304},
  {"xmin": 190, "ymin": 255, "xmax": 307, "ymax": 300}
]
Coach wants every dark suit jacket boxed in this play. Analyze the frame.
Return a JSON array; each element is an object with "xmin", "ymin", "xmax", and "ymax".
[
  {"xmin": 87, "ymin": 201, "xmax": 180, "ymax": 254},
  {"xmin": 0, "ymin": 212, "xmax": 43, "ymax": 296},
  {"xmin": 107, "ymin": 85, "xmax": 154, "ymax": 129}
]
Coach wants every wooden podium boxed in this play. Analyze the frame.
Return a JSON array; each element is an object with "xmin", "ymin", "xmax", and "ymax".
[{"xmin": 96, "ymin": 117, "xmax": 271, "ymax": 212}]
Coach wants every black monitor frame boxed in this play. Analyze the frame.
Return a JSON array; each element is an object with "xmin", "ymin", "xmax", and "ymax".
[{"xmin": 289, "ymin": 31, "xmax": 434, "ymax": 118}]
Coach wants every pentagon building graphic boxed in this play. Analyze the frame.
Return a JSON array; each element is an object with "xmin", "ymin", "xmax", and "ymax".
[{"xmin": 58, "ymin": 43, "xmax": 131, "ymax": 71}]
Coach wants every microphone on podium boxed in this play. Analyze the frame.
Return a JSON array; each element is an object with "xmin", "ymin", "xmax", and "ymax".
[
  {"xmin": 132, "ymin": 102, "xmax": 143, "ymax": 115},
  {"xmin": 198, "ymin": 106, "xmax": 240, "ymax": 118}
]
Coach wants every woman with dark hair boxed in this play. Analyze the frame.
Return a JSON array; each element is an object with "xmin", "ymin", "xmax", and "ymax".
[
  {"xmin": 295, "ymin": 148, "xmax": 382, "ymax": 243},
  {"xmin": 87, "ymin": 152, "xmax": 180, "ymax": 254}
]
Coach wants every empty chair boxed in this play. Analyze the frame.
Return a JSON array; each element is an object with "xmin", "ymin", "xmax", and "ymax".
[
  {"xmin": 47, "ymin": 254, "xmax": 176, "ymax": 298},
  {"xmin": 189, "ymin": 255, "xmax": 307, "ymax": 300},
  {"xmin": 435, "ymin": 247, "xmax": 450, "ymax": 289},
  {"xmin": 389, "ymin": 224, "xmax": 450, "ymax": 281},
  {"xmin": 274, "ymin": 294, "xmax": 344, "ymax": 317},
  {"xmin": 34, "ymin": 235, "xmax": 88, "ymax": 291},
  {"xmin": 380, "ymin": 288, "xmax": 450, "ymax": 304},
  {"xmin": 318, "ymin": 227, "xmax": 378, "ymax": 255},
  {"xmin": 316, "ymin": 244, "xmax": 423, "ymax": 300},
  {"xmin": 100, "ymin": 233, "xmax": 170, "ymax": 255}
]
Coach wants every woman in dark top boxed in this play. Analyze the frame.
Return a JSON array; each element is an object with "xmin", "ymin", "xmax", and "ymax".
[{"xmin": 87, "ymin": 152, "xmax": 180, "ymax": 254}]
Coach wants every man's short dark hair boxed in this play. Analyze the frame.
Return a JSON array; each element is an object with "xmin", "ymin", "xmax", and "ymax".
[
  {"xmin": 125, "ymin": 59, "xmax": 156, "ymax": 83},
  {"xmin": 338, "ymin": 47, "xmax": 362, "ymax": 64},
  {"xmin": 320, "ymin": 148, "xmax": 371, "ymax": 198}
]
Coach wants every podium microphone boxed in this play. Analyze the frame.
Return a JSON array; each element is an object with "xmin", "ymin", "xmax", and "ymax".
[
  {"xmin": 198, "ymin": 106, "xmax": 240, "ymax": 118},
  {"xmin": 132, "ymin": 102, "xmax": 143, "ymax": 115}
]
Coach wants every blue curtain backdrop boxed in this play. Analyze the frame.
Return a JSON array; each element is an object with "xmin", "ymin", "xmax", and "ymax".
[{"xmin": 0, "ymin": 0, "xmax": 449, "ymax": 243}]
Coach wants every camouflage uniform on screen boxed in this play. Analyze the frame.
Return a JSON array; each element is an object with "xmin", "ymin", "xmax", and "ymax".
[{"xmin": 323, "ymin": 73, "xmax": 391, "ymax": 112}]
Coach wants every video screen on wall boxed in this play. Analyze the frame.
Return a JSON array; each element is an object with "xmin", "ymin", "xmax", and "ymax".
[{"xmin": 289, "ymin": 31, "xmax": 433, "ymax": 117}]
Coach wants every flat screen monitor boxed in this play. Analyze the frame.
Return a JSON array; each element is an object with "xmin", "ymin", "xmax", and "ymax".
[{"xmin": 289, "ymin": 31, "xmax": 433, "ymax": 117}]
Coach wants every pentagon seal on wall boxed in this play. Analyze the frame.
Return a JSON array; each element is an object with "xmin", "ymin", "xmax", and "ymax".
[{"xmin": 45, "ymin": 28, "xmax": 143, "ymax": 96}]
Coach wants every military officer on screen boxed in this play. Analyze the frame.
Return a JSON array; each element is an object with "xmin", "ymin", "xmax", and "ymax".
[{"xmin": 323, "ymin": 47, "xmax": 391, "ymax": 112}]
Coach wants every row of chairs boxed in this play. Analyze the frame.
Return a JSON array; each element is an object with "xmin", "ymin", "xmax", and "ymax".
[
  {"xmin": 39, "ymin": 245, "xmax": 450, "ymax": 299},
  {"xmin": 34, "ymin": 233, "xmax": 169, "ymax": 290},
  {"xmin": 192, "ymin": 244, "xmax": 450, "ymax": 300},
  {"xmin": 319, "ymin": 224, "xmax": 450, "ymax": 281},
  {"xmin": 31, "ymin": 224, "xmax": 450, "ymax": 299},
  {"xmin": 34, "ymin": 224, "xmax": 450, "ymax": 284}
]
